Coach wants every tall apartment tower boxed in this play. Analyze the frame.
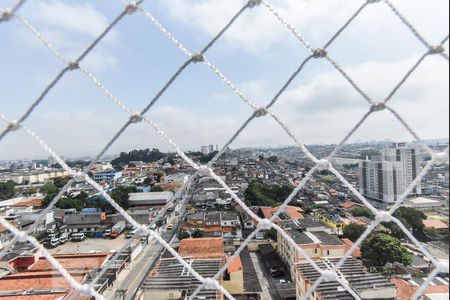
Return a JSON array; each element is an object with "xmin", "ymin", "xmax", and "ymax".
[
  {"xmin": 208, "ymin": 145, "xmax": 214, "ymax": 153},
  {"xmin": 48, "ymin": 155, "xmax": 55, "ymax": 167},
  {"xmin": 359, "ymin": 143, "xmax": 421, "ymax": 204},
  {"xmin": 201, "ymin": 146, "xmax": 209, "ymax": 155}
]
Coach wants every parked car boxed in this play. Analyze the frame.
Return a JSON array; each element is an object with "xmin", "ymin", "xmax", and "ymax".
[
  {"xmin": 59, "ymin": 233, "xmax": 68, "ymax": 244},
  {"xmin": 49, "ymin": 238, "xmax": 60, "ymax": 248},
  {"xmin": 70, "ymin": 233, "xmax": 86, "ymax": 242},
  {"xmin": 270, "ymin": 267, "xmax": 285, "ymax": 278},
  {"xmin": 167, "ymin": 224, "xmax": 173, "ymax": 230},
  {"xmin": 103, "ymin": 229, "xmax": 111, "ymax": 238}
]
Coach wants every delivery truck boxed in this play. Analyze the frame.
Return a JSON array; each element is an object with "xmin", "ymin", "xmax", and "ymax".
[{"xmin": 111, "ymin": 221, "xmax": 126, "ymax": 238}]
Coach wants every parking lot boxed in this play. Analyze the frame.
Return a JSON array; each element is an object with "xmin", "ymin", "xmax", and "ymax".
[{"xmin": 48, "ymin": 234, "xmax": 130, "ymax": 255}]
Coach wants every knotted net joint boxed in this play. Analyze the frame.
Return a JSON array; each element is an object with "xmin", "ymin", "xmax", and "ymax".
[
  {"xmin": 16, "ymin": 230, "xmax": 29, "ymax": 243},
  {"xmin": 429, "ymin": 45, "xmax": 444, "ymax": 55},
  {"xmin": 198, "ymin": 165, "xmax": 211, "ymax": 177},
  {"xmin": 258, "ymin": 218, "xmax": 273, "ymax": 230},
  {"xmin": 0, "ymin": 9, "xmax": 12, "ymax": 22},
  {"xmin": 125, "ymin": 3, "xmax": 138, "ymax": 15},
  {"xmin": 79, "ymin": 284, "xmax": 93, "ymax": 296},
  {"xmin": 204, "ymin": 278, "xmax": 218, "ymax": 290},
  {"xmin": 248, "ymin": 0, "xmax": 262, "ymax": 8},
  {"xmin": 73, "ymin": 172, "xmax": 87, "ymax": 182},
  {"xmin": 254, "ymin": 107, "xmax": 268, "ymax": 118},
  {"xmin": 322, "ymin": 270, "xmax": 339, "ymax": 282},
  {"xmin": 434, "ymin": 152, "xmax": 449, "ymax": 165},
  {"xmin": 313, "ymin": 48, "xmax": 327, "ymax": 58},
  {"xmin": 67, "ymin": 61, "xmax": 79, "ymax": 71},
  {"xmin": 371, "ymin": 102, "xmax": 386, "ymax": 112},
  {"xmin": 438, "ymin": 261, "xmax": 449, "ymax": 273},
  {"xmin": 7, "ymin": 120, "xmax": 20, "ymax": 132},
  {"xmin": 191, "ymin": 53, "xmax": 204, "ymax": 63},
  {"xmin": 375, "ymin": 211, "xmax": 392, "ymax": 223},
  {"xmin": 316, "ymin": 159, "xmax": 331, "ymax": 171},
  {"xmin": 366, "ymin": 0, "xmax": 382, "ymax": 4},
  {"xmin": 130, "ymin": 112, "xmax": 143, "ymax": 123}
]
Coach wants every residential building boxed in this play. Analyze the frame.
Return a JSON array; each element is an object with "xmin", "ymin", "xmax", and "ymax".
[
  {"xmin": 359, "ymin": 143, "xmax": 421, "ymax": 204},
  {"xmin": 296, "ymin": 258, "xmax": 396, "ymax": 299},
  {"xmin": 201, "ymin": 145, "xmax": 209, "ymax": 155},
  {"xmin": 277, "ymin": 219, "xmax": 347, "ymax": 279},
  {"xmin": 0, "ymin": 253, "xmax": 109, "ymax": 299}
]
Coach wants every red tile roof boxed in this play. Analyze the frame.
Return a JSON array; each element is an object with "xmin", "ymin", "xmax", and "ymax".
[
  {"xmin": 260, "ymin": 205, "xmax": 304, "ymax": 222},
  {"xmin": 391, "ymin": 278, "xmax": 449, "ymax": 300},
  {"xmin": 29, "ymin": 253, "xmax": 108, "ymax": 271},
  {"xmin": 227, "ymin": 255, "xmax": 242, "ymax": 273},
  {"xmin": 341, "ymin": 238, "xmax": 361, "ymax": 257},
  {"xmin": 179, "ymin": 237, "xmax": 224, "ymax": 259},
  {"xmin": 11, "ymin": 199, "xmax": 43, "ymax": 208},
  {"xmin": 423, "ymin": 220, "xmax": 448, "ymax": 229}
]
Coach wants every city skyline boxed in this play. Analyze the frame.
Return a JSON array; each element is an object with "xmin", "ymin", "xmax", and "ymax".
[{"xmin": 0, "ymin": 0, "xmax": 448, "ymax": 160}]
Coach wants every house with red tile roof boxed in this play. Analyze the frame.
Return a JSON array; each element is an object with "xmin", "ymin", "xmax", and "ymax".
[
  {"xmin": 0, "ymin": 253, "xmax": 108, "ymax": 299},
  {"xmin": 178, "ymin": 237, "xmax": 224, "ymax": 259}
]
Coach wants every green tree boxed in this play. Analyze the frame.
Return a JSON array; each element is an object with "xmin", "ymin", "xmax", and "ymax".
[
  {"xmin": 0, "ymin": 181, "xmax": 16, "ymax": 200},
  {"xmin": 110, "ymin": 186, "xmax": 136, "ymax": 210},
  {"xmin": 54, "ymin": 177, "xmax": 70, "ymax": 188},
  {"xmin": 381, "ymin": 220, "xmax": 407, "ymax": 240},
  {"xmin": 394, "ymin": 207, "xmax": 426, "ymax": 230},
  {"xmin": 143, "ymin": 177, "xmax": 152, "ymax": 186},
  {"xmin": 41, "ymin": 182, "xmax": 58, "ymax": 195},
  {"xmin": 151, "ymin": 185, "xmax": 164, "ymax": 192},
  {"xmin": 177, "ymin": 230, "xmax": 190, "ymax": 240},
  {"xmin": 244, "ymin": 180, "xmax": 293, "ymax": 207},
  {"xmin": 361, "ymin": 233, "xmax": 413, "ymax": 266},
  {"xmin": 192, "ymin": 229, "xmax": 204, "ymax": 238},
  {"xmin": 264, "ymin": 228, "xmax": 278, "ymax": 242},
  {"xmin": 343, "ymin": 223, "xmax": 367, "ymax": 242},
  {"xmin": 351, "ymin": 207, "xmax": 375, "ymax": 219}
]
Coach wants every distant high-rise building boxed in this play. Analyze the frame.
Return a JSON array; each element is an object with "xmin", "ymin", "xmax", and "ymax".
[
  {"xmin": 359, "ymin": 143, "xmax": 421, "ymax": 204},
  {"xmin": 208, "ymin": 145, "xmax": 214, "ymax": 153},
  {"xmin": 215, "ymin": 145, "xmax": 219, "ymax": 152},
  {"xmin": 201, "ymin": 146, "xmax": 209, "ymax": 155},
  {"xmin": 48, "ymin": 156, "xmax": 55, "ymax": 167}
]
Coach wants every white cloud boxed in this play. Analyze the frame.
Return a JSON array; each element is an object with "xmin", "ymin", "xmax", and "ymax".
[
  {"xmin": 15, "ymin": 1, "xmax": 119, "ymax": 72},
  {"xmin": 158, "ymin": 0, "xmax": 367, "ymax": 53}
]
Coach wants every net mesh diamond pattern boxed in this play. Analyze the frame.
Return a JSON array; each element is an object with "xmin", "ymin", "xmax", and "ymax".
[{"xmin": 0, "ymin": 0, "xmax": 448, "ymax": 300}]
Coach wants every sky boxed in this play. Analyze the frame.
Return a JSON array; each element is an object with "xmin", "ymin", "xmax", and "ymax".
[{"xmin": 0, "ymin": 0, "xmax": 448, "ymax": 160}]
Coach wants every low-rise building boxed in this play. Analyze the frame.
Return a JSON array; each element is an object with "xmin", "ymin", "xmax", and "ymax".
[
  {"xmin": 277, "ymin": 219, "xmax": 347, "ymax": 279},
  {"xmin": 128, "ymin": 191, "xmax": 174, "ymax": 210},
  {"xmin": 296, "ymin": 258, "xmax": 396, "ymax": 299}
]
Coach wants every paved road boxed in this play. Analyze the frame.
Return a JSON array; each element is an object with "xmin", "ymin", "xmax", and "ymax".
[{"xmin": 109, "ymin": 180, "xmax": 195, "ymax": 300}]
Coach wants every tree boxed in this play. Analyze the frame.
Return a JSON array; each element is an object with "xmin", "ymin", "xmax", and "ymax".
[
  {"xmin": 110, "ymin": 186, "xmax": 136, "ymax": 210},
  {"xmin": 192, "ymin": 229, "xmax": 204, "ymax": 238},
  {"xmin": 264, "ymin": 228, "xmax": 278, "ymax": 242},
  {"xmin": 41, "ymin": 182, "xmax": 58, "ymax": 195},
  {"xmin": 351, "ymin": 207, "xmax": 375, "ymax": 219},
  {"xmin": 381, "ymin": 221, "xmax": 406, "ymax": 240},
  {"xmin": 267, "ymin": 156, "xmax": 279, "ymax": 163},
  {"xmin": 143, "ymin": 177, "xmax": 152, "ymax": 186},
  {"xmin": 177, "ymin": 230, "xmax": 190, "ymax": 240},
  {"xmin": 343, "ymin": 223, "xmax": 367, "ymax": 242},
  {"xmin": 151, "ymin": 185, "xmax": 164, "ymax": 192},
  {"xmin": 361, "ymin": 233, "xmax": 413, "ymax": 266},
  {"xmin": 0, "ymin": 181, "xmax": 16, "ymax": 200},
  {"xmin": 111, "ymin": 148, "xmax": 166, "ymax": 166},
  {"xmin": 394, "ymin": 207, "xmax": 426, "ymax": 230},
  {"xmin": 53, "ymin": 177, "xmax": 70, "ymax": 188},
  {"xmin": 244, "ymin": 180, "xmax": 294, "ymax": 207}
]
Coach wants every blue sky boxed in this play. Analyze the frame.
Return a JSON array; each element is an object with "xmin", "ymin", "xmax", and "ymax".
[{"xmin": 0, "ymin": 0, "xmax": 448, "ymax": 160}]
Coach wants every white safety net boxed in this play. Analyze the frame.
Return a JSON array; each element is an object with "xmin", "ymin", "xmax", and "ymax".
[{"xmin": 0, "ymin": 0, "xmax": 448, "ymax": 299}]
